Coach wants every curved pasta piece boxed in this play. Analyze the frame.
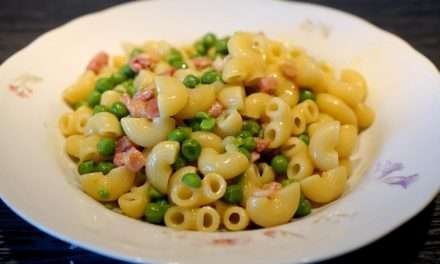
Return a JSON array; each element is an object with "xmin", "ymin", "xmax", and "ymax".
[
  {"xmin": 218, "ymin": 86, "xmax": 245, "ymax": 110},
  {"xmin": 281, "ymin": 55, "xmax": 324, "ymax": 92},
  {"xmin": 241, "ymin": 163, "xmax": 275, "ymax": 205},
  {"xmin": 242, "ymin": 92, "xmax": 272, "ymax": 119},
  {"xmin": 336, "ymin": 124, "xmax": 358, "ymax": 158},
  {"xmin": 198, "ymin": 148, "xmax": 249, "ymax": 180},
  {"xmin": 169, "ymin": 166, "xmax": 201, "ymax": 207},
  {"xmin": 134, "ymin": 70, "xmax": 155, "ymax": 90},
  {"xmin": 63, "ymin": 70, "xmax": 96, "ymax": 105},
  {"xmin": 121, "ymin": 117, "xmax": 175, "ymax": 147},
  {"xmin": 316, "ymin": 93, "xmax": 357, "ymax": 126},
  {"xmin": 85, "ymin": 112, "xmax": 122, "ymax": 138},
  {"xmin": 326, "ymin": 79, "xmax": 363, "ymax": 108},
  {"xmin": 191, "ymin": 131, "xmax": 224, "ymax": 153},
  {"xmin": 79, "ymin": 135, "xmax": 103, "ymax": 161},
  {"xmin": 164, "ymin": 206, "xmax": 220, "ymax": 232},
  {"xmin": 175, "ymin": 85, "xmax": 216, "ymax": 119},
  {"xmin": 214, "ymin": 109, "xmax": 243, "ymax": 137},
  {"xmin": 65, "ymin": 135, "xmax": 84, "ymax": 159},
  {"xmin": 301, "ymin": 166, "xmax": 347, "ymax": 203},
  {"xmin": 223, "ymin": 206, "xmax": 250, "ymax": 231},
  {"xmin": 290, "ymin": 108, "xmax": 307, "ymax": 136},
  {"xmin": 275, "ymin": 80, "xmax": 299, "ymax": 107},
  {"xmin": 281, "ymin": 137, "xmax": 308, "ymax": 158},
  {"xmin": 340, "ymin": 69, "xmax": 367, "ymax": 101},
  {"xmin": 354, "ymin": 103, "xmax": 375, "ymax": 129},
  {"xmin": 309, "ymin": 121, "xmax": 340, "ymax": 171},
  {"xmin": 155, "ymin": 76, "xmax": 189, "ymax": 117},
  {"xmin": 79, "ymin": 167, "xmax": 136, "ymax": 202},
  {"xmin": 59, "ymin": 106, "xmax": 93, "ymax": 136},
  {"xmin": 295, "ymin": 100, "xmax": 319, "ymax": 123},
  {"xmin": 146, "ymin": 141, "xmax": 179, "ymax": 194},
  {"xmin": 100, "ymin": 90, "xmax": 122, "ymax": 108},
  {"xmin": 263, "ymin": 97, "xmax": 293, "ymax": 148},
  {"xmin": 246, "ymin": 182, "xmax": 301, "ymax": 227},
  {"xmin": 263, "ymin": 120, "xmax": 292, "ymax": 149},
  {"xmin": 169, "ymin": 167, "xmax": 227, "ymax": 208},
  {"xmin": 118, "ymin": 183, "xmax": 150, "ymax": 219},
  {"xmin": 287, "ymin": 152, "xmax": 314, "ymax": 180}
]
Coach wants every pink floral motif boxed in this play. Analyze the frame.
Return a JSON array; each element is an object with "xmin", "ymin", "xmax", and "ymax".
[
  {"xmin": 376, "ymin": 160, "xmax": 418, "ymax": 189},
  {"xmin": 263, "ymin": 229, "xmax": 304, "ymax": 239},
  {"xmin": 8, "ymin": 74, "xmax": 42, "ymax": 98},
  {"xmin": 210, "ymin": 237, "xmax": 250, "ymax": 246}
]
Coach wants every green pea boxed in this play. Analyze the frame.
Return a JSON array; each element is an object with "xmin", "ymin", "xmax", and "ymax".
[
  {"xmin": 200, "ymin": 118, "xmax": 216, "ymax": 131},
  {"xmin": 123, "ymin": 80, "xmax": 136, "ymax": 97},
  {"xmin": 299, "ymin": 89, "xmax": 315, "ymax": 102},
  {"xmin": 238, "ymin": 147, "xmax": 251, "ymax": 160},
  {"xmin": 78, "ymin": 160, "xmax": 96, "ymax": 175},
  {"xmin": 295, "ymin": 196, "xmax": 312, "ymax": 217},
  {"xmin": 222, "ymin": 184, "xmax": 242, "ymax": 204},
  {"xmin": 148, "ymin": 186, "xmax": 164, "ymax": 201},
  {"xmin": 238, "ymin": 130, "xmax": 253, "ymax": 139},
  {"xmin": 167, "ymin": 48, "xmax": 182, "ymax": 62},
  {"xmin": 215, "ymin": 38, "xmax": 229, "ymax": 55},
  {"xmin": 189, "ymin": 119, "xmax": 201, "ymax": 131},
  {"xmin": 172, "ymin": 155, "xmax": 187, "ymax": 170},
  {"xmin": 298, "ymin": 133, "xmax": 310, "ymax": 145},
  {"xmin": 96, "ymin": 161, "xmax": 114, "ymax": 175},
  {"xmin": 241, "ymin": 137, "xmax": 256, "ymax": 151},
  {"xmin": 181, "ymin": 172, "xmax": 202, "ymax": 188},
  {"xmin": 271, "ymin": 155, "xmax": 289, "ymax": 174},
  {"xmin": 87, "ymin": 90, "xmax": 102, "ymax": 107},
  {"xmin": 93, "ymin": 105, "xmax": 109, "ymax": 114},
  {"xmin": 95, "ymin": 78, "xmax": 114, "ymax": 93},
  {"xmin": 195, "ymin": 111, "xmax": 210, "ymax": 120},
  {"xmin": 202, "ymin": 33, "xmax": 217, "ymax": 48},
  {"xmin": 129, "ymin": 47, "xmax": 143, "ymax": 59},
  {"xmin": 194, "ymin": 41, "xmax": 207, "ymax": 56},
  {"xmin": 181, "ymin": 139, "xmax": 202, "ymax": 161},
  {"xmin": 98, "ymin": 188, "xmax": 110, "ymax": 199},
  {"xmin": 119, "ymin": 64, "xmax": 136, "ymax": 79},
  {"xmin": 242, "ymin": 120, "xmax": 261, "ymax": 136},
  {"xmin": 168, "ymin": 127, "xmax": 191, "ymax": 142},
  {"xmin": 169, "ymin": 58, "xmax": 187, "ymax": 69},
  {"xmin": 73, "ymin": 101, "xmax": 88, "ymax": 110},
  {"xmin": 110, "ymin": 72, "xmax": 126, "ymax": 85},
  {"xmin": 97, "ymin": 138, "xmax": 116, "ymax": 156},
  {"xmin": 145, "ymin": 201, "xmax": 170, "ymax": 224},
  {"xmin": 183, "ymin": 74, "xmax": 200, "ymax": 88},
  {"xmin": 281, "ymin": 178, "xmax": 296, "ymax": 187},
  {"xmin": 111, "ymin": 102, "xmax": 129, "ymax": 119},
  {"xmin": 200, "ymin": 70, "xmax": 219, "ymax": 84}
]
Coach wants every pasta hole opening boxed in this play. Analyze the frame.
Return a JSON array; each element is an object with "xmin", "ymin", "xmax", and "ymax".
[
  {"xmin": 203, "ymin": 213, "xmax": 213, "ymax": 228},
  {"xmin": 177, "ymin": 186, "xmax": 193, "ymax": 200},
  {"xmin": 171, "ymin": 212, "xmax": 185, "ymax": 225},
  {"xmin": 291, "ymin": 163, "xmax": 301, "ymax": 176},
  {"xmin": 265, "ymin": 129, "xmax": 276, "ymax": 141},
  {"xmin": 229, "ymin": 212, "xmax": 240, "ymax": 224},
  {"xmin": 209, "ymin": 179, "xmax": 221, "ymax": 193},
  {"xmin": 294, "ymin": 117, "xmax": 302, "ymax": 127}
]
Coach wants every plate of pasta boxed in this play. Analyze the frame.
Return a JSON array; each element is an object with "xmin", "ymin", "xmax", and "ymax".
[{"xmin": 0, "ymin": 0, "xmax": 439, "ymax": 263}]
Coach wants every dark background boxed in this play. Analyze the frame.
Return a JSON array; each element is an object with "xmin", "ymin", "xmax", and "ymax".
[{"xmin": 0, "ymin": 0, "xmax": 439, "ymax": 263}]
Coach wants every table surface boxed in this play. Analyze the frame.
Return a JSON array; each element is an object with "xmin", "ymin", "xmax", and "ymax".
[{"xmin": 0, "ymin": 0, "xmax": 439, "ymax": 263}]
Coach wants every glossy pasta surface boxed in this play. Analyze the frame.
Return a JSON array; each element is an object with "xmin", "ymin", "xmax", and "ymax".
[{"xmin": 59, "ymin": 32, "xmax": 374, "ymax": 231}]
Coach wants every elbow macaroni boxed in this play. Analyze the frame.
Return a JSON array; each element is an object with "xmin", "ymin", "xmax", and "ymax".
[{"xmin": 60, "ymin": 31, "xmax": 375, "ymax": 231}]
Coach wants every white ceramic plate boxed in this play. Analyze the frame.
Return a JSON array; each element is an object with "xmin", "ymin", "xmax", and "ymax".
[{"xmin": 0, "ymin": 0, "xmax": 439, "ymax": 263}]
